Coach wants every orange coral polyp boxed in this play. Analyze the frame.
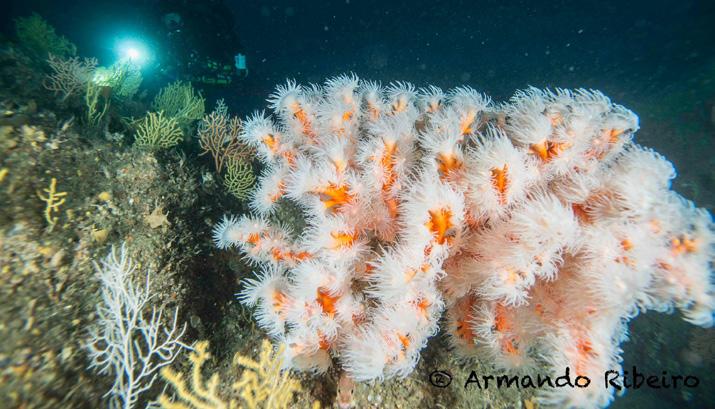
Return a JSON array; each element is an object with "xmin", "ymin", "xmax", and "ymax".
[
  {"xmin": 425, "ymin": 207, "xmax": 455, "ymax": 245},
  {"xmin": 379, "ymin": 140, "xmax": 398, "ymax": 187},
  {"xmin": 384, "ymin": 197, "xmax": 399, "ymax": 219},
  {"xmin": 288, "ymin": 250, "xmax": 312, "ymax": 262},
  {"xmin": 454, "ymin": 295, "xmax": 477, "ymax": 345},
  {"xmin": 456, "ymin": 319, "xmax": 476, "ymax": 344},
  {"xmin": 330, "ymin": 231, "xmax": 359, "ymax": 249},
  {"xmin": 262, "ymin": 134, "xmax": 280, "ymax": 153},
  {"xmin": 270, "ymin": 246, "xmax": 311, "ymax": 263},
  {"xmin": 380, "ymin": 140, "xmax": 397, "ymax": 167},
  {"xmin": 316, "ymin": 287, "xmax": 339, "ymax": 316},
  {"xmin": 269, "ymin": 180, "xmax": 286, "ymax": 203},
  {"xmin": 572, "ymin": 203, "xmax": 592, "ymax": 224},
  {"xmin": 318, "ymin": 333, "xmax": 331, "ymax": 350},
  {"xmin": 494, "ymin": 304, "xmax": 511, "ymax": 333},
  {"xmin": 272, "ymin": 291, "xmax": 288, "ymax": 313},
  {"xmin": 529, "ymin": 140, "xmax": 571, "ymax": 162},
  {"xmin": 502, "ymin": 338, "xmax": 519, "ymax": 355},
  {"xmin": 391, "ymin": 98, "xmax": 408, "ymax": 113},
  {"xmin": 671, "ymin": 236, "xmax": 698, "ymax": 255},
  {"xmin": 574, "ymin": 338, "xmax": 598, "ymax": 377},
  {"xmin": 292, "ymin": 107, "xmax": 316, "ymax": 138},
  {"xmin": 404, "ymin": 263, "xmax": 431, "ymax": 283},
  {"xmin": 367, "ymin": 103, "xmax": 381, "ymax": 120},
  {"xmin": 490, "ymin": 164, "xmax": 509, "ymax": 204},
  {"xmin": 415, "ymin": 298, "xmax": 431, "ymax": 318},
  {"xmin": 530, "ymin": 141, "xmax": 549, "ymax": 161},
  {"xmin": 460, "ymin": 111, "xmax": 477, "ymax": 135},
  {"xmin": 505, "ymin": 269, "xmax": 520, "ymax": 285},
  {"xmin": 608, "ymin": 128, "xmax": 624, "ymax": 144},
  {"xmin": 548, "ymin": 112, "xmax": 564, "ymax": 126},
  {"xmin": 271, "ymin": 248, "xmax": 285, "ymax": 262},
  {"xmin": 281, "ymin": 150, "xmax": 297, "ymax": 168},
  {"xmin": 245, "ymin": 232, "xmax": 261, "ymax": 246},
  {"xmin": 288, "ymin": 248, "xmax": 311, "ymax": 261},
  {"xmin": 620, "ymin": 239, "xmax": 633, "ymax": 251},
  {"xmin": 436, "ymin": 152, "xmax": 462, "ymax": 178},
  {"xmin": 397, "ymin": 333, "xmax": 411, "ymax": 349},
  {"xmin": 548, "ymin": 140, "xmax": 571, "ymax": 157},
  {"xmin": 317, "ymin": 183, "xmax": 354, "ymax": 210},
  {"xmin": 404, "ymin": 268, "xmax": 417, "ymax": 283},
  {"xmin": 332, "ymin": 158, "xmax": 348, "ymax": 174},
  {"xmin": 577, "ymin": 339, "xmax": 595, "ymax": 357}
]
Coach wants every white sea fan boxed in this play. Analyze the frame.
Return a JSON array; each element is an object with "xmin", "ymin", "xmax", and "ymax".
[{"xmin": 86, "ymin": 244, "xmax": 190, "ymax": 409}]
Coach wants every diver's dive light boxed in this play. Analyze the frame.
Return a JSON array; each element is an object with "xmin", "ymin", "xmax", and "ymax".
[{"xmin": 117, "ymin": 39, "xmax": 150, "ymax": 66}]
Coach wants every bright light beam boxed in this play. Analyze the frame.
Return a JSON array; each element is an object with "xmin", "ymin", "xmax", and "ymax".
[{"xmin": 116, "ymin": 39, "xmax": 149, "ymax": 66}]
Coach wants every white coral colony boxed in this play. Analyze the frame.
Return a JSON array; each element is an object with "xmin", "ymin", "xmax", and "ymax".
[{"xmin": 214, "ymin": 75, "xmax": 714, "ymax": 408}]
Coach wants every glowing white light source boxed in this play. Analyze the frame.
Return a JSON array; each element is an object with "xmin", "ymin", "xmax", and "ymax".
[
  {"xmin": 116, "ymin": 39, "xmax": 150, "ymax": 66},
  {"xmin": 126, "ymin": 47, "xmax": 141, "ymax": 60}
]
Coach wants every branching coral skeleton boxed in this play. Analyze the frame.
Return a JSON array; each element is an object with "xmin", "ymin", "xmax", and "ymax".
[
  {"xmin": 197, "ymin": 100, "xmax": 252, "ymax": 174},
  {"xmin": 158, "ymin": 340, "xmax": 303, "ymax": 409},
  {"xmin": 86, "ymin": 244, "xmax": 191, "ymax": 409},
  {"xmin": 37, "ymin": 177, "xmax": 67, "ymax": 231},
  {"xmin": 44, "ymin": 54, "xmax": 97, "ymax": 101},
  {"xmin": 215, "ymin": 75, "xmax": 714, "ymax": 408}
]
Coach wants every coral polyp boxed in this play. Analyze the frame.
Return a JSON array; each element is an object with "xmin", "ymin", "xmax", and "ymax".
[{"xmin": 215, "ymin": 75, "xmax": 714, "ymax": 408}]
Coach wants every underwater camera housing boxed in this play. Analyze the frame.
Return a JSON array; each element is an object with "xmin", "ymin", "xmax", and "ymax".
[{"xmin": 234, "ymin": 53, "xmax": 248, "ymax": 77}]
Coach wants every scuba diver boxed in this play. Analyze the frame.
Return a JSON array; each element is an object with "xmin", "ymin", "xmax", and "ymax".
[{"xmin": 153, "ymin": 0, "xmax": 247, "ymax": 86}]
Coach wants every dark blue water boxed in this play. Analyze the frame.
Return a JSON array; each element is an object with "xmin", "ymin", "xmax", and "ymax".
[{"xmin": 4, "ymin": 1, "xmax": 714, "ymax": 112}]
